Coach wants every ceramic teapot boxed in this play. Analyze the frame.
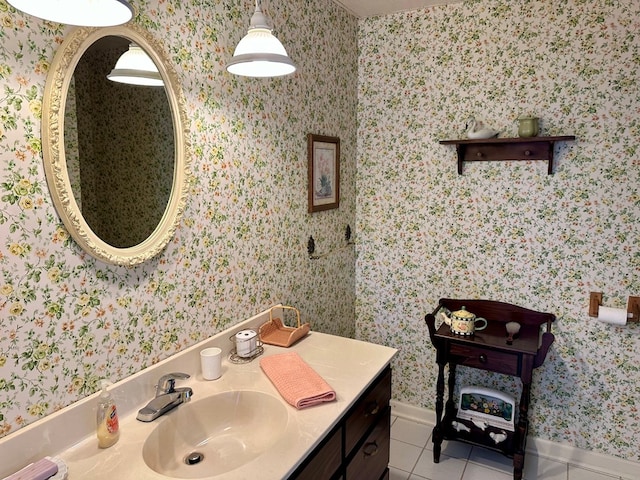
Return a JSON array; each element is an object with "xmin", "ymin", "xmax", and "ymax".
[{"xmin": 441, "ymin": 306, "xmax": 488, "ymax": 335}]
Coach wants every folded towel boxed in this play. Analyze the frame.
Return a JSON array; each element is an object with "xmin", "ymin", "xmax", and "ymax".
[{"xmin": 260, "ymin": 352, "xmax": 336, "ymax": 409}]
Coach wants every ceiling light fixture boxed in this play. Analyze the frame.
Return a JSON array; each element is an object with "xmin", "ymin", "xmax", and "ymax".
[
  {"xmin": 7, "ymin": 0, "xmax": 134, "ymax": 27},
  {"xmin": 107, "ymin": 44, "xmax": 164, "ymax": 87},
  {"xmin": 226, "ymin": 0, "xmax": 296, "ymax": 78}
]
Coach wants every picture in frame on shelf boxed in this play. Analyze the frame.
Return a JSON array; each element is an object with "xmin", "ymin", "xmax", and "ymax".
[{"xmin": 308, "ymin": 133, "xmax": 340, "ymax": 213}]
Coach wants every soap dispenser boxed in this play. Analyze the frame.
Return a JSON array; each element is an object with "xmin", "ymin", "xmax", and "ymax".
[{"xmin": 96, "ymin": 380, "xmax": 120, "ymax": 448}]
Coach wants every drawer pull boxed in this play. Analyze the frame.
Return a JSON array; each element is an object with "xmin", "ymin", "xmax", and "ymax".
[
  {"xmin": 363, "ymin": 441, "xmax": 379, "ymax": 457},
  {"xmin": 479, "ymin": 354, "xmax": 487, "ymax": 364},
  {"xmin": 365, "ymin": 401, "xmax": 380, "ymax": 416}
]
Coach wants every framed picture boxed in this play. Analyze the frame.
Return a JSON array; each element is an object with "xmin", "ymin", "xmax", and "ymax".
[{"xmin": 308, "ymin": 134, "xmax": 340, "ymax": 213}]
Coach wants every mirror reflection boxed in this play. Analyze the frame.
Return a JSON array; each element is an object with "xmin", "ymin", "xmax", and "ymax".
[{"xmin": 64, "ymin": 36, "xmax": 174, "ymax": 248}]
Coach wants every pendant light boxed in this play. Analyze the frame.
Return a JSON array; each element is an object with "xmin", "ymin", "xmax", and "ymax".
[
  {"xmin": 7, "ymin": 0, "xmax": 134, "ymax": 27},
  {"xmin": 107, "ymin": 44, "xmax": 164, "ymax": 87},
  {"xmin": 226, "ymin": 0, "xmax": 296, "ymax": 78}
]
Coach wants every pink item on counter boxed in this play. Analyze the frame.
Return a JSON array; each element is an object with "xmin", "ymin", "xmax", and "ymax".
[
  {"xmin": 260, "ymin": 352, "xmax": 336, "ymax": 409},
  {"xmin": 4, "ymin": 457, "xmax": 58, "ymax": 480}
]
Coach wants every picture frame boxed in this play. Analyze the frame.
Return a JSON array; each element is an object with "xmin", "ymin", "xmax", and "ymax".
[{"xmin": 307, "ymin": 134, "xmax": 340, "ymax": 213}]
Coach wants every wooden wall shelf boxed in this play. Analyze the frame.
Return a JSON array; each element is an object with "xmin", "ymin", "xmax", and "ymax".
[{"xmin": 440, "ymin": 136, "xmax": 576, "ymax": 175}]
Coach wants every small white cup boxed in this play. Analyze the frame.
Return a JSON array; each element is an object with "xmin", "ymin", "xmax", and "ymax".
[{"xmin": 200, "ymin": 347, "xmax": 222, "ymax": 380}]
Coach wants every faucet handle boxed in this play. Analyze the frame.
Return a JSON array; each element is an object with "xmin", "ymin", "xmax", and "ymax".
[{"xmin": 156, "ymin": 372, "xmax": 190, "ymax": 395}]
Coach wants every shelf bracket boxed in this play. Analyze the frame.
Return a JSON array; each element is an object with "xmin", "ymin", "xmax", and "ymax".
[{"xmin": 456, "ymin": 145, "xmax": 465, "ymax": 175}]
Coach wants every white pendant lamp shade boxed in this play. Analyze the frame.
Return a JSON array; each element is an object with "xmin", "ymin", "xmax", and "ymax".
[
  {"xmin": 7, "ymin": 0, "xmax": 134, "ymax": 27},
  {"xmin": 227, "ymin": 0, "xmax": 296, "ymax": 78},
  {"xmin": 107, "ymin": 44, "xmax": 164, "ymax": 87}
]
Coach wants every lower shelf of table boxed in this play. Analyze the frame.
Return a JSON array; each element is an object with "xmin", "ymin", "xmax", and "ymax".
[{"xmin": 439, "ymin": 411, "xmax": 527, "ymax": 458}]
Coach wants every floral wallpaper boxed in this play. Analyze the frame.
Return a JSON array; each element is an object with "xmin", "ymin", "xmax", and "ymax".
[
  {"xmin": 0, "ymin": 0, "xmax": 357, "ymax": 438},
  {"xmin": 356, "ymin": 0, "xmax": 640, "ymax": 462}
]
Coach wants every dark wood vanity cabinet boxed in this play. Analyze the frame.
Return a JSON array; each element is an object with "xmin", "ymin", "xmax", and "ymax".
[{"xmin": 290, "ymin": 366, "xmax": 392, "ymax": 480}]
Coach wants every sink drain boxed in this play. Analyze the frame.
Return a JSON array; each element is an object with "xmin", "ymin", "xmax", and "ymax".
[{"xmin": 184, "ymin": 452, "xmax": 205, "ymax": 465}]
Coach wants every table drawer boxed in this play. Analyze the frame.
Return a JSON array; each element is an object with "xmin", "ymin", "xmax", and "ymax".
[{"xmin": 449, "ymin": 344, "xmax": 519, "ymax": 376}]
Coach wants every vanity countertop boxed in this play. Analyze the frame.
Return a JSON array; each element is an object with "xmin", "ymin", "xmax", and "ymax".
[{"xmin": 0, "ymin": 307, "xmax": 397, "ymax": 480}]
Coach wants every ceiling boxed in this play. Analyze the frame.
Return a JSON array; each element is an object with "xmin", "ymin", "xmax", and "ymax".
[{"xmin": 332, "ymin": 0, "xmax": 462, "ymax": 18}]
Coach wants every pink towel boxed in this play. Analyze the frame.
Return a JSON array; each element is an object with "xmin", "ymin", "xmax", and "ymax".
[{"xmin": 260, "ymin": 352, "xmax": 336, "ymax": 409}]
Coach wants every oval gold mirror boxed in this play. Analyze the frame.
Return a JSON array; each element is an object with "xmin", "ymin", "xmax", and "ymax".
[{"xmin": 42, "ymin": 24, "xmax": 190, "ymax": 266}]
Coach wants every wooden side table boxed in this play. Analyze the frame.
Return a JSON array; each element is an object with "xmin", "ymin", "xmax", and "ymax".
[{"xmin": 424, "ymin": 299, "xmax": 555, "ymax": 480}]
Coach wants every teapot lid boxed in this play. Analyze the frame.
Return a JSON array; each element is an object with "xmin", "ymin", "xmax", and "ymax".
[{"xmin": 453, "ymin": 306, "xmax": 475, "ymax": 319}]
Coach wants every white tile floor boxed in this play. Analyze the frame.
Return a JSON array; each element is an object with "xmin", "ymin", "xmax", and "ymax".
[{"xmin": 388, "ymin": 416, "xmax": 632, "ymax": 480}]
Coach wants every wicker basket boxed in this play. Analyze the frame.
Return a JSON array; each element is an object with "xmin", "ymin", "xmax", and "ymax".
[{"xmin": 259, "ymin": 306, "xmax": 311, "ymax": 347}]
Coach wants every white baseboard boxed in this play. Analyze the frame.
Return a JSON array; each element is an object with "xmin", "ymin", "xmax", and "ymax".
[
  {"xmin": 390, "ymin": 399, "xmax": 437, "ymax": 425},
  {"xmin": 390, "ymin": 400, "xmax": 639, "ymax": 479}
]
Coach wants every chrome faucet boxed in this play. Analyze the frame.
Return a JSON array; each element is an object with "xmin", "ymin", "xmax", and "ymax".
[{"xmin": 136, "ymin": 372, "xmax": 193, "ymax": 422}]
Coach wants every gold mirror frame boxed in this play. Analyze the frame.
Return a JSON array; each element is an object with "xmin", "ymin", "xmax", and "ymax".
[{"xmin": 42, "ymin": 24, "xmax": 190, "ymax": 266}]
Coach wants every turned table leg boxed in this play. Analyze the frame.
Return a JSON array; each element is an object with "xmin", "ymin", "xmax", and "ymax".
[
  {"xmin": 513, "ymin": 382, "xmax": 531, "ymax": 480},
  {"xmin": 432, "ymin": 362, "xmax": 446, "ymax": 462},
  {"xmin": 446, "ymin": 363, "xmax": 457, "ymax": 417}
]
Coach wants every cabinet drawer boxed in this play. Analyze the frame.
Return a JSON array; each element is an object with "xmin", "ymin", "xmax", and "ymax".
[
  {"xmin": 345, "ymin": 367, "xmax": 391, "ymax": 456},
  {"xmin": 449, "ymin": 344, "xmax": 519, "ymax": 376},
  {"xmin": 291, "ymin": 425, "xmax": 342, "ymax": 480},
  {"xmin": 346, "ymin": 409, "xmax": 390, "ymax": 480}
]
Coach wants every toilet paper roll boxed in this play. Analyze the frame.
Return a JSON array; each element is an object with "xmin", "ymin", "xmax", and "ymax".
[
  {"xmin": 597, "ymin": 306, "xmax": 629, "ymax": 326},
  {"xmin": 235, "ymin": 329, "xmax": 257, "ymax": 357}
]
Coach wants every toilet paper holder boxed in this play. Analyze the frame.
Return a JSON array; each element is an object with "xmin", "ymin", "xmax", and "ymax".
[
  {"xmin": 589, "ymin": 292, "xmax": 640, "ymax": 323},
  {"xmin": 228, "ymin": 330, "xmax": 264, "ymax": 364}
]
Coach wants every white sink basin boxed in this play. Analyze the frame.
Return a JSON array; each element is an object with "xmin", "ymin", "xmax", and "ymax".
[{"xmin": 142, "ymin": 391, "xmax": 288, "ymax": 478}]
